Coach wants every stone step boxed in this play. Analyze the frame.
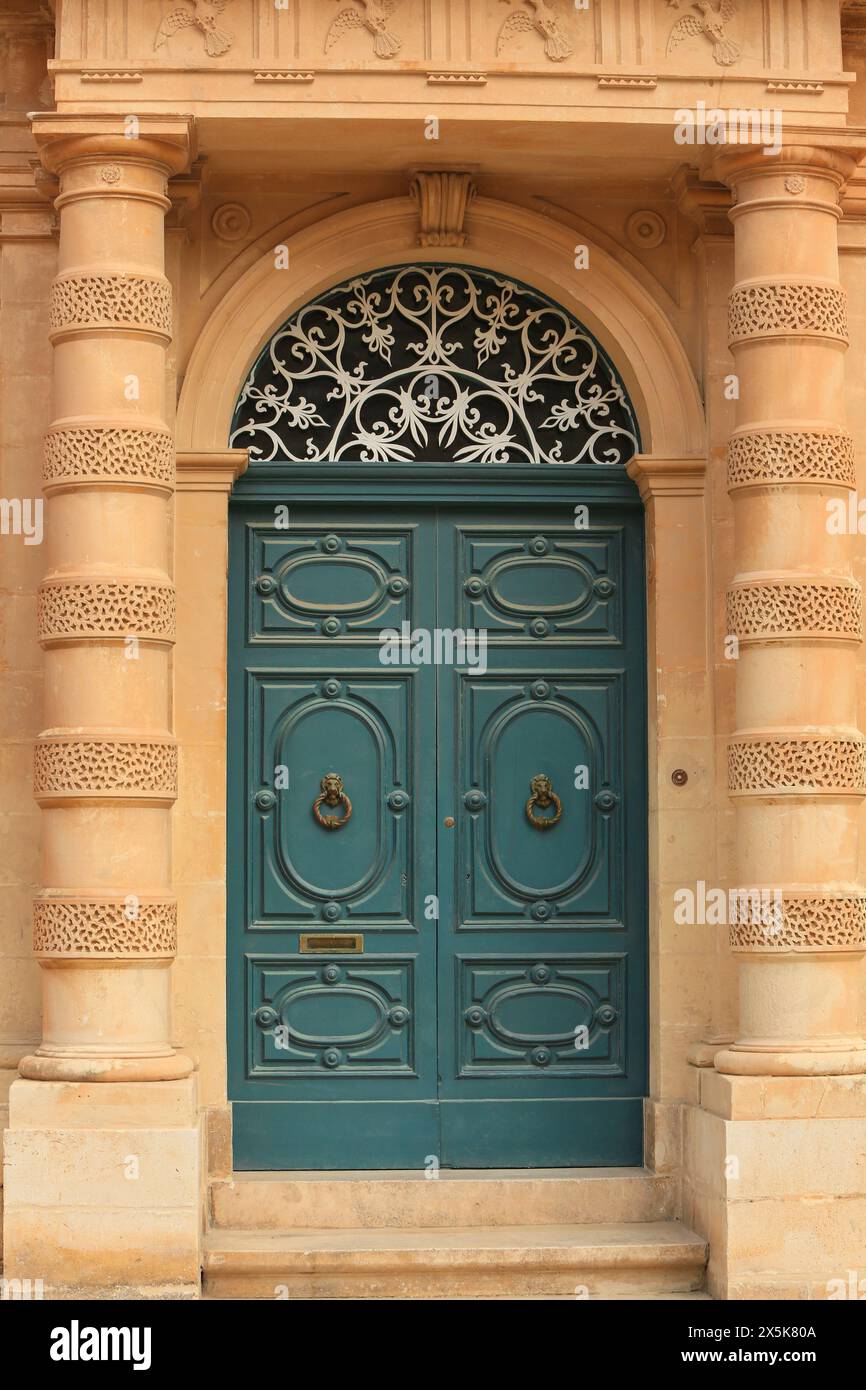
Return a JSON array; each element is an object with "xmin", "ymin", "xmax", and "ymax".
[
  {"xmin": 203, "ymin": 1221, "xmax": 707, "ymax": 1300},
  {"xmin": 210, "ymin": 1167, "xmax": 677, "ymax": 1231}
]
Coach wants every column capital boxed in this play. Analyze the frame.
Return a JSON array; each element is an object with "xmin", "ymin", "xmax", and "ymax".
[
  {"xmin": 30, "ymin": 113, "xmax": 197, "ymax": 178},
  {"xmin": 711, "ymin": 145, "xmax": 858, "ymax": 193}
]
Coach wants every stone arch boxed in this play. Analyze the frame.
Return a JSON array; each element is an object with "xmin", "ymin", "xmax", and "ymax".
[
  {"xmin": 172, "ymin": 194, "xmax": 710, "ymax": 1143},
  {"xmin": 176, "ymin": 196, "xmax": 705, "ymax": 459}
]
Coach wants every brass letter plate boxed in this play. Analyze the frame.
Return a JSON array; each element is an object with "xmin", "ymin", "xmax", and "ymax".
[{"xmin": 299, "ymin": 933, "xmax": 363, "ymax": 954}]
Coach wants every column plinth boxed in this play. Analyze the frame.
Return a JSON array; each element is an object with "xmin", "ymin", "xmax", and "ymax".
[
  {"xmin": 713, "ymin": 146, "xmax": 866, "ymax": 1078},
  {"xmin": 21, "ymin": 116, "xmax": 197, "ymax": 1084}
]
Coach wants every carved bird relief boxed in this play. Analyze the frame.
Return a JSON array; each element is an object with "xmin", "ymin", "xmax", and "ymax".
[
  {"xmin": 497, "ymin": 0, "xmax": 573, "ymax": 64},
  {"xmin": 667, "ymin": 1, "xmax": 740, "ymax": 68},
  {"xmin": 326, "ymin": 0, "xmax": 403, "ymax": 60},
  {"xmin": 155, "ymin": 0, "xmax": 234, "ymax": 57}
]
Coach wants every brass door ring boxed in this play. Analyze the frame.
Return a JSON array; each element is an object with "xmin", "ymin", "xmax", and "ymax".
[
  {"xmin": 525, "ymin": 773, "xmax": 562, "ymax": 830},
  {"xmin": 313, "ymin": 773, "xmax": 353, "ymax": 830}
]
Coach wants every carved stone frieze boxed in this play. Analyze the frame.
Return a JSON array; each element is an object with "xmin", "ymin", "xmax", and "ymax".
[
  {"xmin": 729, "ymin": 894, "xmax": 866, "ymax": 952},
  {"xmin": 49, "ymin": 273, "xmax": 173, "ymax": 339},
  {"xmin": 43, "ymin": 426, "xmax": 176, "ymax": 491},
  {"xmin": 728, "ymin": 737, "xmax": 866, "ymax": 797},
  {"xmin": 37, "ymin": 580, "xmax": 177, "ymax": 645},
  {"xmin": 154, "ymin": 0, "xmax": 234, "ymax": 57},
  {"xmin": 34, "ymin": 737, "xmax": 179, "ymax": 802},
  {"xmin": 728, "ymin": 282, "xmax": 848, "ymax": 346},
  {"xmin": 325, "ymin": 1, "xmax": 403, "ymax": 59},
  {"xmin": 496, "ymin": 1, "xmax": 573, "ymax": 63},
  {"xmin": 726, "ymin": 430, "xmax": 855, "ymax": 491},
  {"xmin": 726, "ymin": 580, "xmax": 862, "ymax": 643},
  {"xmin": 33, "ymin": 897, "xmax": 178, "ymax": 958}
]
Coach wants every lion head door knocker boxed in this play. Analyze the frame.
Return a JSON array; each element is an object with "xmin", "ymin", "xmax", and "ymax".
[
  {"xmin": 525, "ymin": 773, "xmax": 562, "ymax": 831},
  {"xmin": 313, "ymin": 772, "xmax": 353, "ymax": 830}
]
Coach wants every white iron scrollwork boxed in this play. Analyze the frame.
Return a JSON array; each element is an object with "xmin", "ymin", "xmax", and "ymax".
[{"xmin": 231, "ymin": 265, "xmax": 639, "ymax": 467}]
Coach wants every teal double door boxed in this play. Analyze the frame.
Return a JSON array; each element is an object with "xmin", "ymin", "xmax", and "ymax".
[{"xmin": 228, "ymin": 500, "xmax": 647, "ymax": 1169}]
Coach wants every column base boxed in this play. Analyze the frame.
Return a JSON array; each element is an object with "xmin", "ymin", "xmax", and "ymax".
[
  {"xmin": 715, "ymin": 1041, "xmax": 866, "ymax": 1077},
  {"xmin": 18, "ymin": 1051, "xmax": 195, "ymax": 1083},
  {"xmin": 684, "ymin": 1070, "xmax": 866, "ymax": 1299},
  {"xmin": 686, "ymin": 1035, "xmax": 735, "ymax": 1068},
  {"xmin": 2, "ymin": 1077, "xmax": 202, "ymax": 1299}
]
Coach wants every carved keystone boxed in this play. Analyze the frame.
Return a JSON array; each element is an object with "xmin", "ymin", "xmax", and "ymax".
[{"xmin": 409, "ymin": 170, "xmax": 476, "ymax": 248}]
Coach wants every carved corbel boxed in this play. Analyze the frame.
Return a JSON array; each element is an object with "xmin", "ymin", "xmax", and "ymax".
[{"xmin": 409, "ymin": 169, "xmax": 476, "ymax": 248}]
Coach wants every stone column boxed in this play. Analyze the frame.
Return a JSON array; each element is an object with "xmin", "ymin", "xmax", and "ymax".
[
  {"xmin": 714, "ymin": 146, "xmax": 866, "ymax": 1077},
  {"xmin": 18, "ymin": 116, "xmax": 196, "ymax": 1083},
  {"xmin": 3, "ymin": 116, "xmax": 202, "ymax": 1299}
]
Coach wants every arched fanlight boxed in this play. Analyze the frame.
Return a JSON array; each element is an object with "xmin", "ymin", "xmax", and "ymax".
[{"xmin": 231, "ymin": 264, "xmax": 640, "ymax": 467}]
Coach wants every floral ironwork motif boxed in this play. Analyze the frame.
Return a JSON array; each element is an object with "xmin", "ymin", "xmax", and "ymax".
[{"xmin": 230, "ymin": 265, "xmax": 640, "ymax": 466}]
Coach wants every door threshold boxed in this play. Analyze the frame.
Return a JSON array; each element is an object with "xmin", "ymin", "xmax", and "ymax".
[{"xmin": 224, "ymin": 1166, "xmax": 656, "ymax": 1182}]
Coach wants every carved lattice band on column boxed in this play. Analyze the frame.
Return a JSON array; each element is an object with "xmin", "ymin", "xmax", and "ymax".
[
  {"xmin": 37, "ymin": 579, "xmax": 176, "ymax": 644},
  {"xmin": 726, "ymin": 429, "xmax": 855, "ymax": 491},
  {"xmin": 729, "ymin": 894, "xmax": 866, "ymax": 952},
  {"xmin": 33, "ymin": 897, "xmax": 177, "ymax": 958},
  {"xmin": 728, "ymin": 281, "xmax": 848, "ymax": 345},
  {"xmin": 49, "ymin": 272, "xmax": 173, "ymax": 339},
  {"xmin": 726, "ymin": 579, "xmax": 862, "ymax": 642},
  {"xmin": 43, "ymin": 425, "xmax": 175, "ymax": 490},
  {"xmin": 728, "ymin": 737, "xmax": 866, "ymax": 796},
  {"xmin": 34, "ymin": 736, "xmax": 178, "ymax": 802}
]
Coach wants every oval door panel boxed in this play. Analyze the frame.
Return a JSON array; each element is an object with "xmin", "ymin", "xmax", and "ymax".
[
  {"xmin": 487, "ymin": 703, "xmax": 594, "ymax": 898},
  {"xmin": 284, "ymin": 986, "xmax": 385, "ymax": 1046},
  {"xmin": 488, "ymin": 558, "xmax": 591, "ymax": 615},
  {"xmin": 489, "ymin": 985, "xmax": 593, "ymax": 1045},
  {"xmin": 279, "ymin": 555, "xmax": 386, "ymax": 613},
  {"xmin": 275, "ymin": 702, "xmax": 387, "ymax": 899}
]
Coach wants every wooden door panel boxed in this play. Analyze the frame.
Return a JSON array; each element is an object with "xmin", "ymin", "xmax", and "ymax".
[
  {"xmin": 250, "ymin": 672, "xmax": 413, "ymax": 927},
  {"xmin": 247, "ymin": 957, "xmax": 417, "ymax": 1077},
  {"xmin": 459, "ymin": 671, "xmax": 624, "ymax": 926},
  {"xmin": 456, "ymin": 954, "xmax": 626, "ymax": 1075},
  {"xmin": 247, "ymin": 527, "xmax": 413, "ymax": 643},
  {"xmin": 459, "ymin": 529, "xmax": 623, "ymax": 644}
]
